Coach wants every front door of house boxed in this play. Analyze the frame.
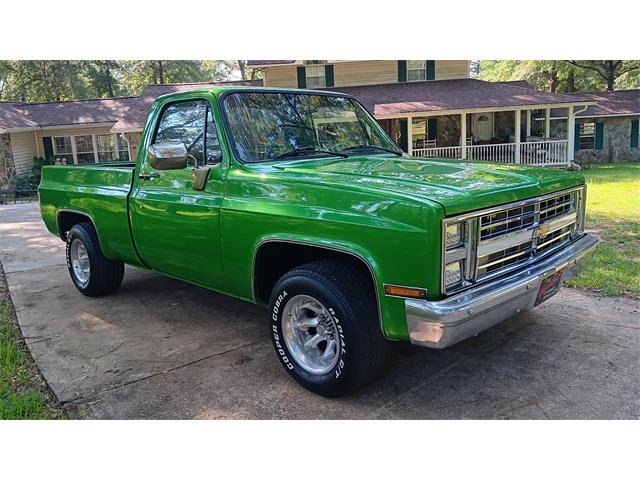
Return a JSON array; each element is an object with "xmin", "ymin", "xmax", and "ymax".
[{"xmin": 473, "ymin": 113, "xmax": 493, "ymax": 141}]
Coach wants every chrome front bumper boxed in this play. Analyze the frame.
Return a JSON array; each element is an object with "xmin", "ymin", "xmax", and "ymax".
[{"xmin": 405, "ymin": 234, "xmax": 598, "ymax": 348}]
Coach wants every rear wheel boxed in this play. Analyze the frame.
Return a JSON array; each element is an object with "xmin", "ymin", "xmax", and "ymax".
[
  {"xmin": 268, "ymin": 260, "xmax": 387, "ymax": 397},
  {"xmin": 65, "ymin": 222, "xmax": 124, "ymax": 297}
]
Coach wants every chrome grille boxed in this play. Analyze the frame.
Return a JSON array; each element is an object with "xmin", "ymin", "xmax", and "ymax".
[
  {"xmin": 475, "ymin": 190, "xmax": 578, "ymax": 282},
  {"xmin": 441, "ymin": 187, "xmax": 586, "ymax": 295},
  {"xmin": 480, "ymin": 204, "xmax": 535, "ymax": 240},
  {"xmin": 477, "ymin": 239, "xmax": 533, "ymax": 277}
]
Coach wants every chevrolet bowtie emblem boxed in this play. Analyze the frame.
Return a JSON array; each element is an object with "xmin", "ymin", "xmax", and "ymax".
[{"xmin": 537, "ymin": 223, "xmax": 550, "ymax": 238}]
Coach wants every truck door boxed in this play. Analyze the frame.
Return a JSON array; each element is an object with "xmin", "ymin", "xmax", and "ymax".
[{"xmin": 129, "ymin": 98, "xmax": 227, "ymax": 289}]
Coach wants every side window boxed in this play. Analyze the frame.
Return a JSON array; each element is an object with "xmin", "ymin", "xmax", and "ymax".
[
  {"xmin": 205, "ymin": 107, "xmax": 222, "ymax": 164},
  {"xmin": 154, "ymin": 100, "xmax": 208, "ymax": 166}
]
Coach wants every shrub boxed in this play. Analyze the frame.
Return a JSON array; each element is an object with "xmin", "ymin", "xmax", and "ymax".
[{"xmin": 31, "ymin": 156, "xmax": 56, "ymax": 185}]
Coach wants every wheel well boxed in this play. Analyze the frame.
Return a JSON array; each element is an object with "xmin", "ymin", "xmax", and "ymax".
[
  {"xmin": 57, "ymin": 211, "xmax": 93, "ymax": 241},
  {"xmin": 253, "ymin": 241, "xmax": 377, "ymax": 305}
]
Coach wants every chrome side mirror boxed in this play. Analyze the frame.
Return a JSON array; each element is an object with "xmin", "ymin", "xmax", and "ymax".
[
  {"xmin": 148, "ymin": 142, "xmax": 188, "ymax": 170},
  {"xmin": 191, "ymin": 166, "xmax": 212, "ymax": 191}
]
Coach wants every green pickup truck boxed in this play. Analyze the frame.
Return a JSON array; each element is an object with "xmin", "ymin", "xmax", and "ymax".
[{"xmin": 39, "ymin": 86, "xmax": 598, "ymax": 396}]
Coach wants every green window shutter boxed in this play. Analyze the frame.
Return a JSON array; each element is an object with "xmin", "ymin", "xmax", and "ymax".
[
  {"xmin": 399, "ymin": 118, "xmax": 408, "ymax": 152},
  {"xmin": 595, "ymin": 122, "xmax": 604, "ymax": 150},
  {"xmin": 631, "ymin": 119, "xmax": 639, "ymax": 148},
  {"xmin": 397, "ymin": 60, "xmax": 407, "ymax": 82},
  {"xmin": 296, "ymin": 66, "xmax": 306, "ymax": 88},
  {"xmin": 426, "ymin": 60, "xmax": 435, "ymax": 80},
  {"xmin": 427, "ymin": 118, "xmax": 438, "ymax": 140},
  {"xmin": 43, "ymin": 137, "xmax": 54, "ymax": 160},
  {"xmin": 574, "ymin": 124, "xmax": 581, "ymax": 151},
  {"xmin": 324, "ymin": 64, "xmax": 334, "ymax": 87}
]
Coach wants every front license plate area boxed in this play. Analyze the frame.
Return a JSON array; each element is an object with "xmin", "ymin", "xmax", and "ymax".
[{"xmin": 535, "ymin": 270, "xmax": 564, "ymax": 306}]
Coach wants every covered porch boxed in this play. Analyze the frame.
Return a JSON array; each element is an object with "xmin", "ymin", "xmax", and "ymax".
[
  {"xmin": 378, "ymin": 106, "xmax": 581, "ymax": 166},
  {"xmin": 332, "ymin": 78, "xmax": 593, "ymax": 167}
]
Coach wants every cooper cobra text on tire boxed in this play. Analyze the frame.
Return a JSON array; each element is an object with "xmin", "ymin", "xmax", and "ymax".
[
  {"xmin": 65, "ymin": 222, "xmax": 124, "ymax": 297},
  {"xmin": 268, "ymin": 260, "xmax": 387, "ymax": 397}
]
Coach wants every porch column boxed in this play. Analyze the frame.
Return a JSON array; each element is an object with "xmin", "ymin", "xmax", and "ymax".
[
  {"xmin": 407, "ymin": 115, "xmax": 413, "ymax": 156},
  {"xmin": 567, "ymin": 106, "xmax": 575, "ymax": 165},
  {"xmin": 514, "ymin": 109, "xmax": 521, "ymax": 164},
  {"xmin": 34, "ymin": 131, "xmax": 40, "ymax": 157},
  {"xmin": 460, "ymin": 113, "xmax": 467, "ymax": 159},
  {"xmin": 526, "ymin": 110, "xmax": 531, "ymax": 139},
  {"xmin": 544, "ymin": 108, "xmax": 551, "ymax": 138}
]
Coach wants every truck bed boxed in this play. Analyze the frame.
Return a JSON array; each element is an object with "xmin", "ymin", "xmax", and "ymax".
[{"xmin": 39, "ymin": 163, "xmax": 141, "ymax": 265}]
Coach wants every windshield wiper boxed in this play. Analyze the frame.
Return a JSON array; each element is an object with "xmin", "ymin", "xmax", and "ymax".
[
  {"xmin": 274, "ymin": 147, "xmax": 349, "ymax": 160},
  {"xmin": 342, "ymin": 145, "xmax": 403, "ymax": 156}
]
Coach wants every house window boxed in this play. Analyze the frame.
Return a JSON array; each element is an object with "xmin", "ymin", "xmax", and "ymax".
[
  {"xmin": 305, "ymin": 64, "xmax": 326, "ymax": 89},
  {"xmin": 407, "ymin": 61, "xmax": 426, "ymax": 82},
  {"xmin": 74, "ymin": 135, "xmax": 96, "ymax": 164},
  {"xmin": 96, "ymin": 134, "xmax": 116, "ymax": 162},
  {"xmin": 116, "ymin": 134, "xmax": 130, "ymax": 161},
  {"xmin": 579, "ymin": 122, "xmax": 595, "ymax": 149},
  {"xmin": 52, "ymin": 136, "xmax": 74, "ymax": 163}
]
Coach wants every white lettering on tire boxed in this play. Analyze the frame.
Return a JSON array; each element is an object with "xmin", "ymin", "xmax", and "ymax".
[{"xmin": 272, "ymin": 291, "xmax": 347, "ymax": 377}]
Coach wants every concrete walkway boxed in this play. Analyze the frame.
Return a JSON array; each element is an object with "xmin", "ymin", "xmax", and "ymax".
[{"xmin": 1, "ymin": 202, "xmax": 638, "ymax": 419}]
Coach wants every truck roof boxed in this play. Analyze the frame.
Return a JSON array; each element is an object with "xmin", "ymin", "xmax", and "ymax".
[{"xmin": 155, "ymin": 85, "xmax": 351, "ymax": 102}]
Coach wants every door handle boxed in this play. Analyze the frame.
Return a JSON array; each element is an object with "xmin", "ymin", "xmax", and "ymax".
[{"xmin": 139, "ymin": 172, "xmax": 160, "ymax": 180}]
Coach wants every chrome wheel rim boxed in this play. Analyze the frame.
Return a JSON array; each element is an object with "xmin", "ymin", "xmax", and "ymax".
[
  {"xmin": 281, "ymin": 294, "xmax": 340, "ymax": 375},
  {"xmin": 70, "ymin": 238, "xmax": 90, "ymax": 286}
]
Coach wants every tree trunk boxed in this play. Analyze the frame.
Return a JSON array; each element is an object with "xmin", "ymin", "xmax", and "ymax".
[
  {"xmin": 237, "ymin": 60, "xmax": 247, "ymax": 80},
  {"xmin": 105, "ymin": 64, "xmax": 114, "ymax": 97},
  {"xmin": 158, "ymin": 60, "xmax": 165, "ymax": 84},
  {"xmin": 566, "ymin": 71, "xmax": 575, "ymax": 93},
  {"xmin": 605, "ymin": 60, "xmax": 616, "ymax": 91},
  {"xmin": 549, "ymin": 65, "xmax": 558, "ymax": 93}
]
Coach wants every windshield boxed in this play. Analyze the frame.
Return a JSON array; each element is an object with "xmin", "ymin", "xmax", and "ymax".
[{"xmin": 222, "ymin": 91, "xmax": 402, "ymax": 163}]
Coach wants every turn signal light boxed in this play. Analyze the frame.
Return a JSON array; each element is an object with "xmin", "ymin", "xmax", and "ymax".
[{"xmin": 384, "ymin": 285, "xmax": 428, "ymax": 299}]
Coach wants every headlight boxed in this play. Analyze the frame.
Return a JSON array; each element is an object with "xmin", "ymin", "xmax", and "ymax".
[
  {"xmin": 444, "ymin": 261, "xmax": 462, "ymax": 287},
  {"xmin": 445, "ymin": 222, "xmax": 463, "ymax": 249}
]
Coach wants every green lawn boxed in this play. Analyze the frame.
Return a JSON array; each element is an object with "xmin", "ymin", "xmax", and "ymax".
[
  {"xmin": 0, "ymin": 269, "xmax": 67, "ymax": 419},
  {"xmin": 566, "ymin": 163, "xmax": 640, "ymax": 298}
]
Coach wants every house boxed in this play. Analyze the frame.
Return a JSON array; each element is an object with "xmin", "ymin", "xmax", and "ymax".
[
  {"xmin": 533, "ymin": 90, "xmax": 640, "ymax": 164},
  {"xmin": 248, "ymin": 60, "xmax": 607, "ymax": 166},
  {"xmin": 2, "ymin": 61, "xmax": 637, "ymax": 190},
  {"xmin": 0, "ymin": 80, "xmax": 260, "ymax": 189}
]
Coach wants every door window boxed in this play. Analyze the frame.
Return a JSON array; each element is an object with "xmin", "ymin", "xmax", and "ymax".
[
  {"xmin": 205, "ymin": 107, "xmax": 222, "ymax": 164},
  {"xmin": 154, "ymin": 100, "xmax": 208, "ymax": 166}
]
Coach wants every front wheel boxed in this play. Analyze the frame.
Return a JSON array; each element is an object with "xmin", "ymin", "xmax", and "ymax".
[
  {"xmin": 268, "ymin": 260, "xmax": 387, "ymax": 397},
  {"xmin": 66, "ymin": 222, "xmax": 124, "ymax": 297}
]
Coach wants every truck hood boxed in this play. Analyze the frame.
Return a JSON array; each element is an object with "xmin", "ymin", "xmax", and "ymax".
[{"xmin": 271, "ymin": 156, "xmax": 584, "ymax": 215}]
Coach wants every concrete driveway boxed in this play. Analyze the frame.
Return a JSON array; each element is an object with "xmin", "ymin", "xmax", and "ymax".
[{"xmin": 1, "ymin": 202, "xmax": 638, "ymax": 419}]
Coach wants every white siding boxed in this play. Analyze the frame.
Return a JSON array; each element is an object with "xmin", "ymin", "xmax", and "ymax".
[{"xmin": 9, "ymin": 131, "xmax": 39, "ymax": 176}]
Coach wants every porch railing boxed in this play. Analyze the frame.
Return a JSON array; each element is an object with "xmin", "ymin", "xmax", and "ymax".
[
  {"xmin": 412, "ymin": 140, "xmax": 569, "ymax": 166},
  {"xmin": 467, "ymin": 143, "xmax": 516, "ymax": 163},
  {"xmin": 519, "ymin": 140, "xmax": 568, "ymax": 165},
  {"xmin": 413, "ymin": 146, "xmax": 462, "ymax": 158}
]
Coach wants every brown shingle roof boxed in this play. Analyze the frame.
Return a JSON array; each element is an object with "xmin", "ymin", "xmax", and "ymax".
[
  {"xmin": 534, "ymin": 90, "xmax": 640, "ymax": 119},
  {"xmin": 0, "ymin": 80, "xmax": 263, "ymax": 133},
  {"xmin": 109, "ymin": 80, "xmax": 262, "ymax": 132},
  {"xmin": 329, "ymin": 78, "xmax": 592, "ymax": 116},
  {"xmin": 0, "ymin": 102, "xmax": 39, "ymax": 129}
]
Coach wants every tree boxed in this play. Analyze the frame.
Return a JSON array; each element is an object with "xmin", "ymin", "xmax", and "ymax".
[
  {"xmin": 119, "ymin": 60, "xmax": 211, "ymax": 95},
  {"xmin": 566, "ymin": 60, "xmax": 640, "ymax": 91},
  {"xmin": 476, "ymin": 60, "xmax": 628, "ymax": 92},
  {"xmin": 0, "ymin": 60, "xmax": 86, "ymax": 102},
  {"xmin": 82, "ymin": 61, "xmax": 121, "ymax": 97}
]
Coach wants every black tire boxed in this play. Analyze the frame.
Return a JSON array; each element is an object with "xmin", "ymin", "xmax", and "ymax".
[
  {"xmin": 268, "ymin": 260, "xmax": 388, "ymax": 397},
  {"xmin": 65, "ymin": 222, "xmax": 124, "ymax": 297}
]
